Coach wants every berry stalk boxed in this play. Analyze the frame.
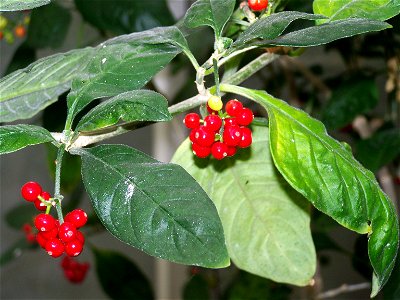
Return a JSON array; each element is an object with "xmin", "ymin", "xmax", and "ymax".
[{"xmin": 54, "ymin": 145, "xmax": 65, "ymax": 223}]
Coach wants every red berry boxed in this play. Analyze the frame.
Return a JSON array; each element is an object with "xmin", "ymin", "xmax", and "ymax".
[
  {"xmin": 192, "ymin": 143, "xmax": 211, "ymax": 158},
  {"xmin": 225, "ymin": 99, "xmax": 243, "ymax": 117},
  {"xmin": 45, "ymin": 238, "xmax": 65, "ymax": 258},
  {"xmin": 21, "ymin": 181, "xmax": 42, "ymax": 202},
  {"xmin": 36, "ymin": 232, "xmax": 49, "ymax": 248},
  {"xmin": 65, "ymin": 209, "xmax": 88, "ymax": 228},
  {"xmin": 226, "ymin": 145, "xmax": 237, "ymax": 157},
  {"xmin": 14, "ymin": 25, "xmax": 26, "ymax": 38},
  {"xmin": 34, "ymin": 213, "xmax": 56, "ymax": 232},
  {"xmin": 75, "ymin": 230, "xmax": 85, "ymax": 245},
  {"xmin": 248, "ymin": 0, "xmax": 269, "ymax": 11},
  {"xmin": 183, "ymin": 113, "xmax": 201, "ymax": 129},
  {"xmin": 204, "ymin": 114, "xmax": 222, "ymax": 132},
  {"xmin": 224, "ymin": 117, "xmax": 237, "ymax": 127},
  {"xmin": 62, "ymin": 257, "xmax": 90, "ymax": 283},
  {"xmin": 238, "ymin": 127, "xmax": 253, "ymax": 148},
  {"xmin": 236, "ymin": 108, "xmax": 254, "ymax": 126},
  {"xmin": 223, "ymin": 125, "xmax": 242, "ymax": 146},
  {"xmin": 65, "ymin": 239, "xmax": 83, "ymax": 257},
  {"xmin": 34, "ymin": 191, "xmax": 51, "ymax": 211},
  {"xmin": 211, "ymin": 142, "xmax": 228, "ymax": 160},
  {"xmin": 0, "ymin": 32, "xmax": 4, "ymax": 40},
  {"xmin": 207, "ymin": 103, "xmax": 218, "ymax": 114},
  {"xmin": 59, "ymin": 222, "xmax": 77, "ymax": 243},
  {"xmin": 192, "ymin": 126, "xmax": 215, "ymax": 147}
]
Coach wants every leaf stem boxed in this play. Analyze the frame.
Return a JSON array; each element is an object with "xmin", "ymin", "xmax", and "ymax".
[
  {"xmin": 54, "ymin": 144, "xmax": 65, "ymax": 223},
  {"xmin": 182, "ymin": 48, "xmax": 200, "ymax": 71}
]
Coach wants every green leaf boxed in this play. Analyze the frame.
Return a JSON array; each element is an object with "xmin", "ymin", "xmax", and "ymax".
[
  {"xmin": 383, "ymin": 222, "xmax": 400, "ymax": 300},
  {"xmin": 313, "ymin": 0, "xmax": 400, "ymax": 24},
  {"xmin": 356, "ymin": 128, "xmax": 400, "ymax": 172},
  {"xmin": 0, "ymin": 0, "xmax": 50, "ymax": 11},
  {"xmin": 93, "ymin": 248, "xmax": 153, "ymax": 300},
  {"xmin": 0, "ymin": 124, "xmax": 56, "ymax": 155},
  {"xmin": 322, "ymin": 78, "xmax": 379, "ymax": 129},
  {"xmin": 172, "ymin": 125, "xmax": 316, "ymax": 286},
  {"xmin": 76, "ymin": 90, "xmax": 171, "ymax": 133},
  {"xmin": 183, "ymin": 275, "xmax": 210, "ymax": 300},
  {"xmin": 66, "ymin": 26, "xmax": 187, "ymax": 128},
  {"xmin": 184, "ymin": 0, "xmax": 236, "ymax": 38},
  {"xmin": 220, "ymin": 84, "xmax": 399, "ymax": 297},
  {"xmin": 74, "ymin": 144, "xmax": 229, "ymax": 268},
  {"xmin": 0, "ymin": 47, "xmax": 94, "ymax": 122},
  {"xmin": 255, "ymin": 18, "xmax": 392, "ymax": 48},
  {"xmin": 26, "ymin": 1, "xmax": 71, "ymax": 49},
  {"xmin": 231, "ymin": 11, "xmax": 325, "ymax": 51},
  {"xmin": 5, "ymin": 204, "xmax": 37, "ymax": 230},
  {"xmin": 74, "ymin": 0, "xmax": 174, "ymax": 34}
]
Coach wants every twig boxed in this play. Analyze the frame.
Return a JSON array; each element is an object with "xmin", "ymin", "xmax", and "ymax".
[{"xmin": 317, "ymin": 282, "xmax": 371, "ymax": 299}]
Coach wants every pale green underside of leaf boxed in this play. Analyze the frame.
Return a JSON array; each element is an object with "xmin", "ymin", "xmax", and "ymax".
[
  {"xmin": 313, "ymin": 0, "xmax": 400, "ymax": 24},
  {"xmin": 184, "ymin": 0, "xmax": 236, "ymax": 38},
  {"xmin": 0, "ymin": 47, "xmax": 95, "ymax": 122},
  {"xmin": 220, "ymin": 84, "xmax": 399, "ymax": 297},
  {"xmin": 0, "ymin": 0, "xmax": 50, "ymax": 11},
  {"xmin": 66, "ymin": 26, "xmax": 188, "ymax": 126},
  {"xmin": 172, "ymin": 125, "xmax": 316, "ymax": 286},
  {"xmin": 75, "ymin": 90, "xmax": 172, "ymax": 132},
  {"xmin": 0, "ymin": 124, "xmax": 56, "ymax": 155},
  {"xmin": 75, "ymin": 144, "xmax": 229, "ymax": 268}
]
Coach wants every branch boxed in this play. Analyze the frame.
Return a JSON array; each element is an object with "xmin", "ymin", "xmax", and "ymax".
[{"xmin": 317, "ymin": 282, "xmax": 371, "ymax": 299}]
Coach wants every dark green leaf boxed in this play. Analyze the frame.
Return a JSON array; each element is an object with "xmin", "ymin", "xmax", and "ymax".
[
  {"xmin": 0, "ymin": 47, "xmax": 94, "ymax": 122},
  {"xmin": 356, "ymin": 128, "xmax": 400, "ymax": 172},
  {"xmin": 0, "ymin": 238, "xmax": 37, "ymax": 266},
  {"xmin": 4, "ymin": 43, "xmax": 36, "ymax": 75},
  {"xmin": 322, "ymin": 78, "xmax": 379, "ymax": 129},
  {"xmin": 0, "ymin": 124, "xmax": 56, "ymax": 155},
  {"xmin": 231, "ymin": 11, "xmax": 325, "ymax": 51},
  {"xmin": 66, "ymin": 26, "xmax": 187, "ymax": 128},
  {"xmin": 5, "ymin": 204, "xmax": 37, "ymax": 230},
  {"xmin": 257, "ymin": 18, "xmax": 392, "ymax": 48},
  {"xmin": 220, "ymin": 84, "xmax": 399, "ymax": 297},
  {"xmin": 76, "ymin": 90, "xmax": 171, "ymax": 132},
  {"xmin": 184, "ymin": 0, "xmax": 236, "ymax": 38},
  {"xmin": 172, "ymin": 125, "xmax": 316, "ymax": 286},
  {"xmin": 383, "ymin": 222, "xmax": 400, "ymax": 300},
  {"xmin": 0, "ymin": 0, "xmax": 50, "ymax": 11},
  {"xmin": 313, "ymin": 0, "xmax": 400, "ymax": 24},
  {"xmin": 75, "ymin": 0, "xmax": 174, "ymax": 34},
  {"xmin": 74, "ymin": 144, "xmax": 229, "ymax": 268},
  {"xmin": 26, "ymin": 2, "xmax": 71, "ymax": 49},
  {"xmin": 183, "ymin": 275, "xmax": 210, "ymax": 300},
  {"xmin": 93, "ymin": 248, "xmax": 153, "ymax": 300}
]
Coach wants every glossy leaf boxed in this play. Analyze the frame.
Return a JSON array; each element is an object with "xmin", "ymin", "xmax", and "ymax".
[
  {"xmin": 356, "ymin": 128, "xmax": 400, "ymax": 172},
  {"xmin": 0, "ymin": 0, "xmax": 50, "ymax": 11},
  {"xmin": 26, "ymin": 1, "xmax": 71, "ymax": 49},
  {"xmin": 220, "ymin": 84, "xmax": 399, "ymax": 296},
  {"xmin": 75, "ymin": 144, "xmax": 229, "ymax": 268},
  {"xmin": 383, "ymin": 223, "xmax": 400, "ymax": 300},
  {"xmin": 76, "ymin": 90, "xmax": 171, "ymax": 132},
  {"xmin": 75, "ymin": 0, "xmax": 174, "ymax": 34},
  {"xmin": 66, "ymin": 26, "xmax": 187, "ymax": 128},
  {"xmin": 184, "ymin": 0, "xmax": 236, "ymax": 38},
  {"xmin": 172, "ymin": 126, "xmax": 316, "ymax": 286},
  {"xmin": 254, "ymin": 18, "xmax": 391, "ymax": 48},
  {"xmin": 231, "ymin": 11, "xmax": 325, "ymax": 51},
  {"xmin": 0, "ymin": 125, "xmax": 56, "ymax": 155},
  {"xmin": 313, "ymin": 0, "xmax": 400, "ymax": 24},
  {"xmin": 93, "ymin": 248, "xmax": 153, "ymax": 300},
  {"xmin": 0, "ymin": 47, "xmax": 94, "ymax": 122},
  {"xmin": 322, "ymin": 78, "xmax": 379, "ymax": 129}
]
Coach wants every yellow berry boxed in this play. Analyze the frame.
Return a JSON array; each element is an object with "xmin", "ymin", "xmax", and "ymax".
[
  {"xmin": 207, "ymin": 95, "xmax": 223, "ymax": 111},
  {"xmin": 0, "ymin": 15, "xmax": 8, "ymax": 30}
]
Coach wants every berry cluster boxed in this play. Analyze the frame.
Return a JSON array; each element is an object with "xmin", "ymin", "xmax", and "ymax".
[
  {"xmin": 0, "ymin": 13, "xmax": 29, "ymax": 44},
  {"xmin": 21, "ymin": 182, "xmax": 88, "ymax": 258},
  {"xmin": 184, "ymin": 98, "xmax": 253, "ymax": 160},
  {"xmin": 61, "ymin": 256, "xmax": 90, "ymax": 284}
]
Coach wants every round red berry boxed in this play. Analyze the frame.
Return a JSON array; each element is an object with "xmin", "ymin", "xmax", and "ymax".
[
  {"xmin": 192, "ymin": 126, "xmax": 215, "ymax": 147},
  {"xmin": 211, "ymin": 142, "xmax": 228, "ymax": 160},
  {"xmin": 59, "ymin": 222, "xmax": 77, "ymax": 243},
  {"xmin": 224, "ymin": 118, "xmax": 237, "ymax": 127},
  {"xmin": 36, "ymin": 232, "xmax": 49, "ymax": 248},
  {"xmin": 192, "ymin": 143, "xmax": 211, "ymax": 158},
  {"xmin": 65, "ymin": 239, "xmax": 83, "ymax": 257},
  {"xmin": 14, "ymin": 25, "xmax": 26, "ymax": 38},
  {"xmin": 236, "ymin": 108, "xmax": 254, "ymax": 126},
  {"xmin": 225, "ymin": 99, "xmax": 243, "ymax": 117},
  {"xmin": 75, "ymin": 230, "xmax": 85, "ymax": 245},
  {"xmin": 238, "ymin": 127, "xmax": 253, "ymax": 148},
  {"xmin": 41, "ymin": 224, "xmax": 59, "ymax": 239},
  {"xmin": 65, "ymin": 209, "xmax": 88, "ymax": 228},
  {"xmin": 34, "ymin": 191, "xmax": 51, "ymax": 211},
  {"xmin": 21, "ymin": 181, "xmax": 42, "ymax": 202},
  {"xmin": 34, "ymin": 213, "xmax": 56, "ymax": 232},
  {"xmin": 183, "ymin": 113, "xmax": 201, "ymax": 129},
  {"xmin": 45, "ymin": 238, "xmax": 65, "ymax": 258},
  {"xmin": 226, "ymin": 145, "xmax": 237, "ymax": 157},
  {"xmin": 223, "ymin": 125, "xmax": 242, "ymax": 146},
  {"xmin": 248, "ymin": 0, "xmax": 269, "ymax": 11},
  {"xmin": 204, "ymin": 114, "xmax": 222, "ymax": 132}
]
